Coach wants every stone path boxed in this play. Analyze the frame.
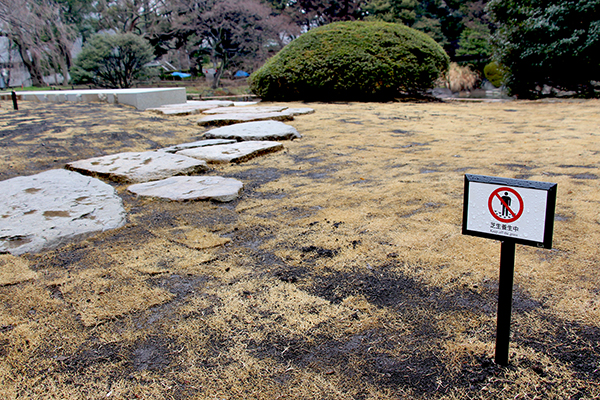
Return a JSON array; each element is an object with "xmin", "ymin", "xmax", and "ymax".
[
  {"xmin": 67, "ymin": 151, "xmax": 209, "ymax": 183},
  {"xmin": 202, "ymin": 121, "xmax": 301, "ymax": 141},
  {"xmin": 0, "ymin": 169, "xmax": 127, "ymax": 255},
  {"xmin": 177, "ymin": 141, "xmax": 284, "ymax": 163},
  {"xmin": 128, "ymin": 176, "xmax": 244, "ymax": 202},
  {"xmin": 1, "ymin": 101, "xmax": 314, "ymax": 255}
]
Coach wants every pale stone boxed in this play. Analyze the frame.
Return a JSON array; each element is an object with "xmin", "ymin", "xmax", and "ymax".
[
  {"xmin": 147, "ymin": 106, "xmax": 204, "ymax": 116},
  {"xmin": 197, "ymin": 112, "xmax": 294, "ymax": 126},
  {"xmin": 177, "ymin": 141, "xmax": 284, "ymax": 163},
  {"xmin": 282, "ymin": 107, "xmax": 316, "ymax": 116},
  {"xmin": 203, "ymin": 121, "xmax": 301, "ymax": 141},
  {"xmin": 232, "ymin": 101, "xmax": 259, "ymax": 106},
  {"xmin": 146, "ymin": 100, "xmax": 234, "ymax": 115},
  {"xmin": 159, "ymin": 139, "xmax": 236, "ymax": 153},
  {"xmin": 67, "ymin": 151, "xmax": 208, "ymax": 183},
  {"xmin": 188, "ymin": 100, "xmax": 235, "ymax": 107},
  {"xmin": 128, "ymin": 176, "xmax": 243, "ymax": 202},
  {"xmin": 202, "ymin": 106, "xmax": 289, "ymax": 115},
  {"xmin": 0, "ymin": 169, "xmax": 127, "ymax": 255}
]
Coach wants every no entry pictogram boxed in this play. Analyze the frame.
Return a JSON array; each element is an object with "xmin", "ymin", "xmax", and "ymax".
[{"xmin": 488, "ymin": 187, "xmax": 524, "ymax": 223}]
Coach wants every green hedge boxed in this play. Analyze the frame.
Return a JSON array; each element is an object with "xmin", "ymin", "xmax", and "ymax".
[{"xmin": 249, "ymin": 21, "xmax": 449, "ymax": 101}]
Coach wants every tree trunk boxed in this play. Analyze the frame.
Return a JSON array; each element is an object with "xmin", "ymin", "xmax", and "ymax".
[
  {"xmin": 15, "ymin": 40, "xmax": 45, "ymax": 87},
  {"xmin": 212, "ymin": 59, "xmax": 225, "ymax": 90},
  {"xmin": 59, "ymin": 58, "xmax": 70, "ymax": 86},
  {"xmin": 58, "ymin": 41, "xmax": 72, "ymax": 85}
]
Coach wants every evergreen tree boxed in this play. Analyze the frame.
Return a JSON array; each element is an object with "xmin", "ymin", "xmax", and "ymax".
[
  {"xmin": 71, "ymin": 32, "xmax": 154, "ymax": 88},
  {"xmin": 488, "ymin": 0, "xmax": 600, "ymax": 98}
]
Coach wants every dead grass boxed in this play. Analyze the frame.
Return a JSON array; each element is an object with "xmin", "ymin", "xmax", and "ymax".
[
  {"xmin": 0, "ymin": 98, "xmax": 599, "ymax": 399},
  {"xmin": 437, "ymin": 63, "xmax": 481, "ymax": 93}
]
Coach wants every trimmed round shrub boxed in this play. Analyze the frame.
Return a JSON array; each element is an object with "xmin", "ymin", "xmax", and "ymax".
[
  {"xmin": 483, "ymin": 61, "xmax": 506, "ymax": 88},
  {"xmin": 249, "ymin": 21, "xmax": 450, "ymax": 101}
]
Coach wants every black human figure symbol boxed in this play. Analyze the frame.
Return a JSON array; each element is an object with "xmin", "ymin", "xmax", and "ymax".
[{"xmin": 501, "ymin": 192, "xmax": 512, "ymax": 217}]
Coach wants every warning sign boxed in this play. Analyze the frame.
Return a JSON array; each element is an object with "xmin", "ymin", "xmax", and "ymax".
[
  {"xmin": 462, "ymin": 175, "xmax": 557, "ymax": 249},
  {"xmin": 488, "ymin": 187, "xmax": 523, "ymax": 223}
]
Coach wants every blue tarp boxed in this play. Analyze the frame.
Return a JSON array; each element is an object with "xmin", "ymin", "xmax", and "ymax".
[
  {"xmin": 171, "ymin": 72, "xmax": 192, "ymax": 78},
  {"xmin": 234, "ymin": 70, "xmax": 250, "ymax": 78}
]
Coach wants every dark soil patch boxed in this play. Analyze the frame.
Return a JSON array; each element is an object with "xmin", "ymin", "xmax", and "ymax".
[
  {"xmin": 515, "ymin": 316, "xmax": 600, "ymax": 381},
  {"xmin": 248, "ymin": 329, "xmax": 448, "ymax": 396},
  {"xmin": 301, "ymin": 246, "xmax": 338, "ymax": 258},
  {"xmin": 496, "ymin": 163, "xmax": 536, "ymax": 171},
  {"xmin": 132, "ymin": 336, "xmax": 174, "ymax": 371},
  {"xmin": 571, "ymin": 173, "xmax": 598, "ymax": 180},
  {"xmin": 558, "ymin": 165, "xmax": 597, "ymax": 169},
  {"xmin": 147, "ymin": 273, "xmax": 210, "ymax": 302},
  {"xmin": 58, "ymin": 340, "xmax": 130, "ymax": 372}
]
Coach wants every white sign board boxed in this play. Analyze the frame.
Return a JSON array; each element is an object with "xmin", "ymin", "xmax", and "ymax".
[{"xmin": 462, "ymin": 175, "xmax": 557, "ymax": 248}]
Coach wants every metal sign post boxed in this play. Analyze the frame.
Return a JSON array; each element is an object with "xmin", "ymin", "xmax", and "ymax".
[
  {"xmin": 496, "ymin": 240, "xmax": 515, "ymax": 365},
  {"xmin": 11, "ymin": 91, "xmax": 18, "ymax": 111},
  {"xmin": 462, "ymin": 174, "xmax": 557, "ymax": 366}
]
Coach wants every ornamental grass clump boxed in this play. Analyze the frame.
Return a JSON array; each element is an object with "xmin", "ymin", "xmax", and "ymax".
[
  {"xmin": 249, "ymin": 21, "xmax": 449, "ymax": 101},
  {"xmin": 438, "ymin": 62, "xmax": 481, "ymax": 93}
]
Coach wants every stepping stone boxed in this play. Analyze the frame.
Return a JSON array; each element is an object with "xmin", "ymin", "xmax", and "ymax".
[
  {"xmin": 0, "ymin": 169, "xmax": 127, "ymax": 255},
  {"xmin": 188, "ymin": 100, "xmax": 235, "ymax": 107},
  {"xmin": 128, "ymin": 176, "xmax": 243, "ymax": 202},
  {"xmin": 177, "ymin": 141, "xmax": 283, "ymax": 164},
  {"xmin": 203, "ymin": 121, "xmax": 301, "ymax": 141},
  {"xmin": 197, "ymin": 111, "xmax": 294, "ymax": 127},
  {"xmin": 202, "ymin": 106, "xmax": 289, "ymax": 115},
  {"xmin": 232, "ymin": 101, "xmax": 259, "ymax": 106},
  {"xmin": 67, "ymin": 151, "xmax": 208, "ymax": 183},
  {"xmin": 283, "ymin": 107, "xmax": 315, "ymax": 116},
  {"xmin": 146, "ymin": 100, "xmax": 234, "ymax": 115},
  {"xmin": 159, "ymin": 139, "xmax": 236, "ymax": 153}
]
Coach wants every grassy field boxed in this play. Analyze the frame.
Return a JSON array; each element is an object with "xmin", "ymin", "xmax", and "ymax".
[{"xmin": 0, "ymin": 98, "xmax": 599, "ymax": 399}]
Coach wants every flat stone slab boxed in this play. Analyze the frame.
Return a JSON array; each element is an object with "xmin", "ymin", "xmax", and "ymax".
[
  {"xmin": 202, "ymin": 106, "xmax": 289, "ymax": 115},
  {"xmin": 197, "ymin": 112, "xmax": 294, "ymax": 126},
  {"xmin": 0, "ymin": 169, "xmax": 127, "ymax": 255},
  {"xmin": 146, "ymin": 100, "xmax": 235, "ymax": 115},
  {"xmin": 67, "ymin": 151, "xmax": 208, "ymax": 183},
  {"xmin": 203, "ymin": 121, "xmax": 301, "ymax": 141},
  {"xmin": 2, "ymin": 88, "xmax": 187, "ymax": 110},
  {"xmin": 159, "ymin": 139, "xmax": 236, "ymax": 153},
  {"xmin": 177, "ymin": 141, "xmax": 284, "ymax": 164},
  {"xmin": 128, "ymin": 176, "xmax": 243, "ymax": 202},
  {"xmin": 283, "ymin": 107, "xmax": 315, "ymax": 116}
]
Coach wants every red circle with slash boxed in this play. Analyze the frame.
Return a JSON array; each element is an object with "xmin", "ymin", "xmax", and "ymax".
[{"xmin": 488, "ymin": 187, "xmax": 524, "ymax": 223}]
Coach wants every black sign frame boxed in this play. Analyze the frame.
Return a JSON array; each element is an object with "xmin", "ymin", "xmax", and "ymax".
[{"xmin": 462, "ymin": 174, "xmax": 557, "ymax": 249}]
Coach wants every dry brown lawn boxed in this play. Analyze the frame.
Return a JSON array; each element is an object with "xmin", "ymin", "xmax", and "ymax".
[{"xmin": 0, "ymin": 98, "xmax": 599, "ymax": 399}]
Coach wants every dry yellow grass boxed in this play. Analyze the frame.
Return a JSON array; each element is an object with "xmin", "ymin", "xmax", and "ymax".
[
  {"xmin": 0, "ymin": 255, "xmax": 37, "ymax": 286},
  {"xmin": 437, "ymin": 63, "xmax": 481, "ymax": 93},
  {"xmin": 0, "ymin": 98, "xmax": 599, "ymax": 399}
]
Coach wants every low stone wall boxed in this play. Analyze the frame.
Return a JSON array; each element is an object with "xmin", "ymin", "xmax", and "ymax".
[{"xmin": 0, "ymin": 87, "xmax": 186, "ymax": 110}]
